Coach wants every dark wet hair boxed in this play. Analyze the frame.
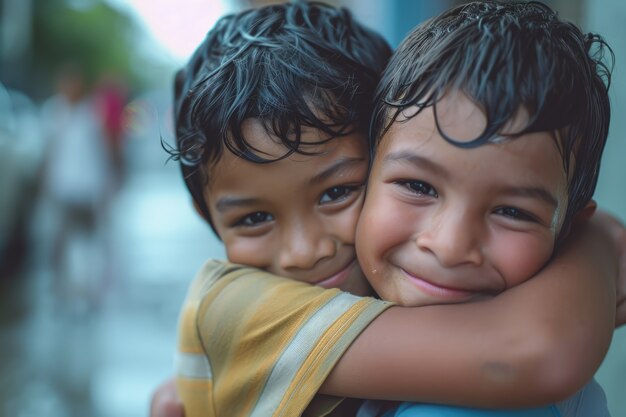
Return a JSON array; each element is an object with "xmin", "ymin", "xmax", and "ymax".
[
  {"xmin": 167, "ymin": 1, "xmax": 391, "ymax": 233},
  {"xmin": 372, "ymin": 1, "xmax": 613, "ymax": 241}
]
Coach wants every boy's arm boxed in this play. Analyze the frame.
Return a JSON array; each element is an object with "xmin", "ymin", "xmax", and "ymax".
[{"xmin": 321, "ymin": 212, "xmax": 622, "ymax": 408}]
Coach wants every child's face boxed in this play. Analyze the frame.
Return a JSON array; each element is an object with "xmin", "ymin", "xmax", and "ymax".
[
  {"xmin": 356, "ymin": 93, "xmax": 569, "ymax": 306},
  {"xmin": 205, "ymin": 119, "xmax": 372, "ymax": 296}
]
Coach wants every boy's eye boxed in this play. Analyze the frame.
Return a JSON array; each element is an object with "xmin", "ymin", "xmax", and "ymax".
[
  {"xmin": 236, "ymin": 211, "xmax": 274, "ymax": 227},
  {"xmin": 494, "ymin": 207, "xmax": 537, "ymax": 222},
  {"xmin": 319, "ymin": 185, "xmax": 358, "ymax": 204},
  {"xmin": 397, "ymin": 180, "xmax": 438, "ymax": 197}
]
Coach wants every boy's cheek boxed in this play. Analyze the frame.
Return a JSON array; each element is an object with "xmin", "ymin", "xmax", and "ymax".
[
  {"xmin": 224, "ymin": 238, "xmax": 270, "ymax": 270},
  {"xmin": 359, "ymin": 189, "xmax": 409, "ymax": 239},
  {"xmin": 494, "ymin": 235, "xmax": 555, "ymax": 289},
  {"xmin": 333, "ymin": 197, "xmax": 366, "ymax": 244},
  {"xmin": 356, "ymin": 199, "xmax": 398, "ymax": 270}
]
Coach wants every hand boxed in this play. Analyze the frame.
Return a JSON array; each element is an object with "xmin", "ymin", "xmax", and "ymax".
[
  {"xmin": 149, "ymin": 378, "xmax": 184, "ymax": 417},
  {"xmin": 589, "ymin": 210, "xmax": 626, "ymax": 327}
]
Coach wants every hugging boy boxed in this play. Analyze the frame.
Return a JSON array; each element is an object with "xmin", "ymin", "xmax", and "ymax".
[
  {"xmin": 356, "ymin": 2, "xmax": 617, "ymax": 415},
  {"xmin": 157, "ymin": 1, "xmax": 626, "ymax": 417}
]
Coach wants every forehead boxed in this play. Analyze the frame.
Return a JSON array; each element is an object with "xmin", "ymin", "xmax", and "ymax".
[
  {"xmin": 380, "ymin": 120, "xmax": 565, "ymax": 183},
  {"xmin": 385, "ymin": 91, "xmax": 551, "ymax": 146},
  {"xmin": 237, "ymin": 118, "xmax": 365, "ymax": 159},
  {"xmin": 377, "ymin": 93, "xmax": 567, "ymax": 165},
  {"xmin": 207, "ymin": 119, "xmax": 368, "ymax": 190}
]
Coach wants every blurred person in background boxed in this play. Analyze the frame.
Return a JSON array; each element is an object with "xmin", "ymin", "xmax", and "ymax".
[
  {"xmin": 39, "ymin": 62, "xmax": 114, "ymax": 310},
  {"xmin": 94, "ymin": 72, "xmax": 129, "ymax": 192}
]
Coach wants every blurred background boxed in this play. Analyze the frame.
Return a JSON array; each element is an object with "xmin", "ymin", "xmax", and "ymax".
[{"xmin": 0, "ymin": 0, "xmax": 624, "ymax": 416}]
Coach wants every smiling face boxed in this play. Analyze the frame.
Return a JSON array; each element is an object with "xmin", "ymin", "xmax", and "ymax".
[
  {"xmin": 205, "ymin": 119, "xmax": 372, "ymax": 296},
  {"xmin": 356, "ymin": 93, "xmax": 569, "ymax": 306}
]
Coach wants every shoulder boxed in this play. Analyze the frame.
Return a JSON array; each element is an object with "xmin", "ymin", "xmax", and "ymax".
[
  {"xmin": 194, "ymin": 261, "xmax": 372, "ymax": 334},
  {"xmin": 555, "ymin": 378, "xmax": 610, "ymax": 417},
  {"xmin": 185, "ymin": 259, "xmax": 261, "ymax": 296},
  {"xmin": 391, "ymin": 403, "xmax": 560, "ymax": 417}
]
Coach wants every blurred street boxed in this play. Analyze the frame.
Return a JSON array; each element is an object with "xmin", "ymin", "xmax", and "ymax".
[{"xmin": 0, "ymin": 87, "xmax": 225, "ymax": 417}]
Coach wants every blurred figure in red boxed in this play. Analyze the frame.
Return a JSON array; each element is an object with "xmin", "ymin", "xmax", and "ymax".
[{"xmin": 95, "ymin": 73, "xmax": 129, "ymax": 191}]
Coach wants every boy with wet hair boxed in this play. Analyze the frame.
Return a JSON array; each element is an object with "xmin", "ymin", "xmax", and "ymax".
[
  {"xmin": 170, "ymin": 3, "xmax": 391, "ymax": 415},
  {"xmin": 159, "ymin": 2, "xmax": 625, "ymax": 417},
  {"xmin": 356, "ymin": 1, "xmax": 615, "ymax": 415},
  {"xmin": 172, "ymin": 0, "xmax": 389, "ymax": 239}
]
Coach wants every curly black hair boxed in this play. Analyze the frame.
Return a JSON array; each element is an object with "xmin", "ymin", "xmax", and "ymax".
[
  {"xmin": 167, "ymin": 1, "xmax": 391, "ymax": 233},
  {"xmin": 372, "ymin": 1, "xmax": 613, "ymax": 241}
]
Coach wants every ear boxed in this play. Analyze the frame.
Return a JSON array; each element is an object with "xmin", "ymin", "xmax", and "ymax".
[{"xmin": 573, "ymin": 199, "xmax": 597, "ymax": 223}]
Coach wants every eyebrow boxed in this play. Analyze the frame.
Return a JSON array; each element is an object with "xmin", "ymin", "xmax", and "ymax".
[
  {"xmin": 382, "ymin": 150, "xmax": 451, "ymax": 180},
  {"xmin": 382, "ymin": 150, "xmax": 558, "ymax": 208},
  {"xmin": 215, "ymin": 196, "xmax": 263, "ymax": 213},
  {"xmin": 309, "ymin": 157, "xmax": 367, "ymax": 186},
  {"xmin": 497, "ymin": 186, "xmax": 559, "ymax": 208}
]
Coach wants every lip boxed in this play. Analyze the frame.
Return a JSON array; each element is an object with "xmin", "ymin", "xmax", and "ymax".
[
  {"xmin": 400, "ymin": 268, "xmax": 476, "ymax": 300},
  {"xmin": 314, "ymin": 260, "xmax": 357, "ymax": 289}
]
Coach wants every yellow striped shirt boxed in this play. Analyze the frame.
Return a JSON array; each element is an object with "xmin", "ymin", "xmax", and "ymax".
[{"xmin": 175, "ymin": 260, "xmax": 392, "ymax": 417}]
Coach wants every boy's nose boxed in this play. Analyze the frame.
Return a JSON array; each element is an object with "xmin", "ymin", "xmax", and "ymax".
[
  {"xmin": 416, "ymin": 210, "xmax": 484, "ymax": 268},
  {"xmin": 277, "ymin": 220, "xmax": 336, "ymax": 272}
]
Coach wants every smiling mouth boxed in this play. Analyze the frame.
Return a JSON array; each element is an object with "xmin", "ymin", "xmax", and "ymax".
[
  {"xmin": 314, "ymin": 260, "xmax": 357, "ymax": 289},
  {"xmin": 400, "ymin": 269, "xmax": 476, "ymax": 299}
]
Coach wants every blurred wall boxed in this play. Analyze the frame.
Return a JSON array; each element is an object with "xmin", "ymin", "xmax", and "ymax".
[
  {"xmin": 587, "ymin": 0, "xmax": 626, "ymax": 215},
  {"xmin": 584, "ymin": 1, "xmax": 626, "ymax": 415}
]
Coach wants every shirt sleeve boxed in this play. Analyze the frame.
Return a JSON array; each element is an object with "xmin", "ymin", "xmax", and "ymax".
[{"xmin": 183, "ymin": 260, "xmax": 393, "ymax": 417}]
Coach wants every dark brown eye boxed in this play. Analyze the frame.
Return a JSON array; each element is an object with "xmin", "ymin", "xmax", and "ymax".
[
  {"xmin": 397, "ymin": 180, "xmax": 438, "ymax": 197},
  {"xmin": 494, "ymin": 207, "xmax": 536, "ymax": 222},
  {"xmin": 237, "ymin": 211, "xmax": 274, "ymax": 226},
  {"xmin": 320, "ymin": 185, "xmax": 356, "ymax": 204}
]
